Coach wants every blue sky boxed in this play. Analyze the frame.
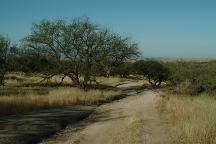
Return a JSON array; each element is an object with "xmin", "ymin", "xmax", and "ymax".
[{"xmin": 0, "ymin": 0, "xmax": 216, "ymax": 58}]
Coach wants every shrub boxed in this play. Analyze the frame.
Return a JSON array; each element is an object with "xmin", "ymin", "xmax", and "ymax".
[
  {"xmin": 165, "ymin": 61, "xmax": 216, "ymax": 92},
  {"xmin": 111, "ymin": 62, "xmax": 134, "ymax": 77},
  {"xmin": 134, "ymin": 60, "xmax": 170, "ymax": 86},
  {"xmin": 174, "ymin": 80, "xmax": 197, "ymax": 95}
]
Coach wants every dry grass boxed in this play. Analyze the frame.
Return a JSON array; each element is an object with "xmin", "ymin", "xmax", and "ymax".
[
  {"xmin": 156, "ymin": 94, "xmax": 216, "ymax": 144},
  {"xmin": 1, "ymin": 73, "xmax": 124, "ymax": 115},
  {"xmin": 0, "ymin": 87, "xmax": 120, "ymax": 115},
  {"xmin": 174, "ymin": 80, "xmax": 197, "ymax": 95}
]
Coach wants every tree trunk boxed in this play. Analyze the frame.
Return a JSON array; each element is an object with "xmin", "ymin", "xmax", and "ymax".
[
  {"xmin": 0, "ymin": 73, "xmax": 5, "ymax": 86},
  {"xmin": 148, "ymin": 76, "xmax": 154, "ymax": 86},
  {"xmin": 82, "ymin": 57, "xmax": 91, "ymax": 90},
  {"xmin": 82, "ymin": 71, "xmax": 91, "ymax": 91},
  {"xmin": 67, "ymin": 73, "xmax": 80, "ymax": 86}
]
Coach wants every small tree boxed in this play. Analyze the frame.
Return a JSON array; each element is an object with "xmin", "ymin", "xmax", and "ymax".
[
  {"xmin": 111, "ymin": 62, "xmax": 134, "ymax": 77},
  {"xmin": 134, "ymin": 60, "xmax": 169, "ymax": 86},
  {"xmin": 0, "ymin": 35, "xmax": 10, "ymax": 86}
]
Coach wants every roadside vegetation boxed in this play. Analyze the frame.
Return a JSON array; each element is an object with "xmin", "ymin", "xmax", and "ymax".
[
  {"xmin": 0, "ymin": 73, "xmax": 123, "ymax": 115},
  {"xmin": 0, "ymin": 86, "xmax": 120, "ymax": 115},
  {"xmin": 134, "ymin": 60, "xmax": 170, "ymax": 87},
  {"xmin": 157, "ymin": 94, "xmax": 216, "ymax": 144},
  {"xmin": 156, "ymin": 60, "xmax": 216, "ymax": 144},
  {"xmin": 165, "ymin": 60, "xmax": 216, "ymax": 93}
]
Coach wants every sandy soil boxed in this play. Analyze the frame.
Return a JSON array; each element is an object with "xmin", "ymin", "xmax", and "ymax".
[{"xmin": 42, "ymin": 82, "xmax": 169, "ymax": 144}]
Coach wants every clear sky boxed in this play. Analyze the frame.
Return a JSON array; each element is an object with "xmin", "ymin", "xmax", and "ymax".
[{"xmin": 0, "ymin": 0, "xmax": 216, "ymax": 58}]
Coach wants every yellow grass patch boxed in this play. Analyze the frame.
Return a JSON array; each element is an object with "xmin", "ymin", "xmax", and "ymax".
[
  {"xmin": 156, "ymin": 94, "xmax": 216, "ymax": 144},
  {"xmin": 0, "ymin": 87, "xmax": 120, "ymax": 115}
]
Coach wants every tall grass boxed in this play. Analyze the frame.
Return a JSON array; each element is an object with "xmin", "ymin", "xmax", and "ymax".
[
  {"xmin": 156, "ymin": 94, "xmax": 216, "ymax": 144},
  {"xmin": 0, "ymin": 87, "xmax": 120, "ymax": 115},
  {"xmin": 1, "ymin": 73, "xmax": 123, "ymax": 115}
]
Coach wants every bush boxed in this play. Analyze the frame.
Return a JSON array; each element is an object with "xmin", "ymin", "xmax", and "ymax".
[
  {"xmin": 111, "ymin": 62, "xmax": 134, "ymax": 77},
  {"xmin": 174, "ymin": 80, "xmax": 198, "ymax": 95},
  {"xmin": 165, "ymin": 61, "xmax": 216, "ymax": 93},
  {"xmin": 134, "ymin": 60, "xmax": 170, "ymax": 86}
]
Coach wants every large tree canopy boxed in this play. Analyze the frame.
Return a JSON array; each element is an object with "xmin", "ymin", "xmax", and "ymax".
[{"xmin": 24, "ymin": 18, "xmax": 139, "ymax": 88}]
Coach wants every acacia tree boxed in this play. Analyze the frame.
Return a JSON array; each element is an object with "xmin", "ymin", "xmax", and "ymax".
[
  {"xmin": 134, "ymin": 60, "xmax": 169, "ymax": 87},
  {"xmin": 111, "ymin": 62, "xmax": 134, "ymax": 77},
  {"xmin": 0, "ymin": 35, "xmax": 10, "ymax": 86},
  {"xmin": 24, "ymin": 18, "xmax": 139, "ymax": 88}
]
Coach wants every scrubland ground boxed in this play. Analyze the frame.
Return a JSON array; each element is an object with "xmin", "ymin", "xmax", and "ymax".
[{"xmin": 156, "ymin": 93, "xmax": 216, "ymax": 144}]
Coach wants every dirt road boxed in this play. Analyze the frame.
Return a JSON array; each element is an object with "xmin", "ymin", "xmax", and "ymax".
[{"xmin": 42, "ymin": 83, "xmax": 169, "ymax": 144}]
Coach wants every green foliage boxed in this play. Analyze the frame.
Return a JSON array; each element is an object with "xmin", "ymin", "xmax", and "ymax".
[
  {"xmin": 134, "ymin": 60, "xmax": 170, "ymax": 86},
  {"xmin": 165, "ymin": 61, "xmax": 216, "ymax": 92},
  {"xmin": 111, "ymin": 62, "xmax": 134, "ymax": 77}
]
